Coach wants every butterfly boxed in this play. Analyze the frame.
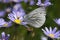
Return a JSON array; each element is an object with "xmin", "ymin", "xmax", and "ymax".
[{"xmin": 24, "ymin": 7, "xmax": 46, "ymax": 28}]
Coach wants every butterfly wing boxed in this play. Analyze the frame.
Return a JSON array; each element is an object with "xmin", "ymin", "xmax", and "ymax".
[{"xmin": 24, "ymin": 7, "xmax": 46, "ymax": 28}]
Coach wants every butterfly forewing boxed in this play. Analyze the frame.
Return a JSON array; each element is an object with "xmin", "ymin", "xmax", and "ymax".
[{"xmin": 24, "ymin": 7, "xmax": 46, "ymax": 28}]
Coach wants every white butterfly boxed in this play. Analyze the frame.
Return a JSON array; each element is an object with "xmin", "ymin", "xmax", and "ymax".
[{"xmin": 24, "ymin": 7, "xmax": 46, "ymax": 28}]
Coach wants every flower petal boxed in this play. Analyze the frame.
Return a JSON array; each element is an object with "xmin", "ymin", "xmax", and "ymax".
[
  {"xmin": 54, "ymin": 31, "xmax": 60, "ymax": 36},
  {"xmin": 42, "ymin": 29, "xmax": 48, "ymax": 35},
  {"xmin": 1, "ymin": 32, "xmax": 5, "ymax": 38},
  {"xmin": 45, "ymin": 27, "xmax": 50, "ymax": 34},
  {"xmin": 36, "ymin": 0, "xmax": 42, "ymax": 6},
  {"xmin": 52, "ymin": 27, "xmax": 57, "ymax": 34},
  {"xmin": 49, "ymin": 27, "xmax": 52, "ymax": 33}
]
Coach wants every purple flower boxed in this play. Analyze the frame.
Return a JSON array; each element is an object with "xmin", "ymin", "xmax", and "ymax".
[
  {"xmin": 54, "ymin": 18, "xmax": 60, "ymax": 25},
  {"xmin": 0, "ymin": 32, "xmax": 10, "ymax": 40},
  {"xmin": 8, "ymin": 4, "xmax": 26, "ymax": 25},
  {"xmin": 36, "ymin": 0, "xmax": 52, "ymax": 7},
  {"xmin": 42, "ymin": 27, "xmax": 60, "ymax": 38},
  {"xmin": 8, "ymin": 10, "xmax": 25, "ymax": 24},
  {"xmin": 0, "ymin": 18, "xmax": 12, "ymax": 27},
  {"xmin": 0, "ymin": 11, "xmax": 5, "ymax": 17},
  {"xmin": 8, "ymin": 8, "xmax": 30, "ymax": 29},
  {"xmin": 29, "ymin": 0, "xmax": 35, "ymax": 6}
]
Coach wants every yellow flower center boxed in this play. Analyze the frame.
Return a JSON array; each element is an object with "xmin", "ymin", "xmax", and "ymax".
[
  {"xmin": 48, "ymin": 34, "xmax": 54, "ymax": 38},
  {"xmin": 14, "ymin": 19, "xmax": 22, "ymax": 24},
  {"xmin": 3, "ymin": 24, "xmax": 8, "ymax": 27}
]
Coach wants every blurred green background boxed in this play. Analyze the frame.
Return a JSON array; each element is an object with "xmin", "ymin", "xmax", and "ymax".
[{"xmin": 0, "ymin": 0, "xmax": 60, "ymax": 40}]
